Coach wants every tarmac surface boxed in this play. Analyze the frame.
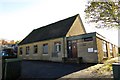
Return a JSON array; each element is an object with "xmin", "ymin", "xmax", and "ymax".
[{"xmin": 18, "ymin": 60, "xmax": 95, "ymax": 80}]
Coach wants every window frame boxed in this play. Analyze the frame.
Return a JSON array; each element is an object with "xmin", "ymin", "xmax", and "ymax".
[
  {"xmin": 52, "ymin": 42, "xmax": 61, "ymax": 57},
  {"xmin": 109, "ymin": 44, "xmax": 113, "ymax": 57},
  {"xmin": 54, "ymin": 42, "xmax": 61, "ymax": 53},
  {"xmin": 33, "ymin": 45, "xmax": 38, "ymax": 54},
  {"xmin": 102, "ymin": 41, "xmax": 108, "ymax": 58},
  {"xmin": 26, "ymin": 46, "xmax": 30, "ymax": 55},
  {"xmin": 19, "ymin": 47, "xmax": 23, "ymax": 55},
  {"xmin": 43, "ymin": 43, "xmax": 48, "ymax": 54}
]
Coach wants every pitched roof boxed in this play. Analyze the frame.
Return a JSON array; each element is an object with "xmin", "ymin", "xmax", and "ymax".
[{"xmin": 19, "ymin": 14, "xmax": 78, "ymax": 45}]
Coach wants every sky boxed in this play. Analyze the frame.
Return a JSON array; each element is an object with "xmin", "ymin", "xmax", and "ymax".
[{"xmin": 0, "ymin": 0, "xmax": 119, "ymax": 46}]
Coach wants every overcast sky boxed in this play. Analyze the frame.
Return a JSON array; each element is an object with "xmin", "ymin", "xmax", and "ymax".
[{"xmin": 0, "ymin": 0, "xmax": 119, "ymax": 46}]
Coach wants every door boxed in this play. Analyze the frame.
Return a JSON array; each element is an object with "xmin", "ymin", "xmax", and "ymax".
[
  {"xmin": 67, "ymin": 40, "xmax": 78, "ymax": 58},
  {"xmin": 72, "ymin": 40, "xmax": 77, "ymax": 58}
]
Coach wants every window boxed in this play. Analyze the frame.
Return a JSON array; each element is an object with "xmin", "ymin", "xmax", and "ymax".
[
  {"xmin": 83, "ymin": 37, "xmax": 93, "ymax": 42},
  {"xmin": 52, "ymin": 42, "xmax": 61, "ymax": 57},
  {"xmin": 26, "ymin": 46, "xmax": 30, "ymax": 55},
  {"xmin": 34, "ymin": 45, "xmax": 38, "ymax": 54},
  {"xmin": 43, "ymin": 44, "xmax": 48, "ymax": 54},
  {"xmin": 109, "ymin": 44, "xmax": 113, "ymax": 57},
  {"xmin": 19, "ymin": 47, "xmax": 23, "ymax": 55},
  {"xmin": 102, "ymin": 41, "xmax": 108, "ymax": 58},
  {"xmin": 54, "ymin": 42, "xmax": 61, "ymax": 52}
]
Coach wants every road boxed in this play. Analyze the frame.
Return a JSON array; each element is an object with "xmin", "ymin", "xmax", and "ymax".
[{"xmin": 18, "ymin": 60, "xmax": 95, "ymax": 80}]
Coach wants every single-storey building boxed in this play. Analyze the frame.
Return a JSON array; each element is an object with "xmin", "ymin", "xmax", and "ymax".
[{"xmin": 18, "ymin": 14, "xmax": 118, "ymax": 63}]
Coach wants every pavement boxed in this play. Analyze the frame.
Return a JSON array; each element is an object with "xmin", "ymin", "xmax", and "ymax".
[
  {"xmin": 58, "ymin": 57, "xmax": 120, "ymax": 80},
  {"xmin": 18, "ymin": 60, "xmax": 95, "ymax": 80}
]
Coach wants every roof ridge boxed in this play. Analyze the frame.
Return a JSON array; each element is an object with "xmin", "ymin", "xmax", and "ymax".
[{"xmin": 34, "ymin": 14, "xmax": 79, "ymax": 30}]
